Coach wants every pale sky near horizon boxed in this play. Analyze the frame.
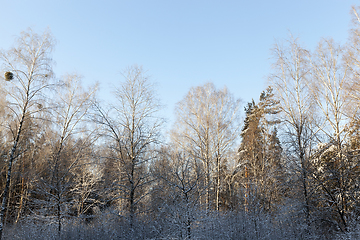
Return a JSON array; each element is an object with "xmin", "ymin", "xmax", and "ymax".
[{"xmin": 0, "ymin": 0, "xmax": 359, "ymax": 129}]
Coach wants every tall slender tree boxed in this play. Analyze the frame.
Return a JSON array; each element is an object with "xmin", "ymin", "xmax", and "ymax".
[
  {"xmin": 238, "ymin": 87, "xmax": 282, "ymax": 213},
  {"xmin": 31, "ymin": 74, "xmax": 97, "ymax": 234},
  {"xmin": 95, "ymin": 65, "xmax": 162, "ymax": 229},
  {"xmin": 308, "ymin": 38, "xmax": 351, "ymax": 232},
  {"xmin": 269, "ymin": 37, "xmax": 315, "ymax": 225},
  {"xmin": 171, "ymin": 82, "xmax": 241, "ymax": 211},
  {"xmin": 0, "ymin": 29, "xmax": 54, "ymax": 239}
]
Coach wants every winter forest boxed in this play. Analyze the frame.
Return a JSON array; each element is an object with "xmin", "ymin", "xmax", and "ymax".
[{"xmin": 2, "ymin": 6, "xmax": 360, "ymax": 240}]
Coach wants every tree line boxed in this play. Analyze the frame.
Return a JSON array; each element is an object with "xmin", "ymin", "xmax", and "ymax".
[{"xmin": 1, "ymin": 6, "xmax": 360, "ymax": 240}]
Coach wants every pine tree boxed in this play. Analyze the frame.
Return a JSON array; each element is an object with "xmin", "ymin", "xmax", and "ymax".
[{"xmin": 238, "ymin": 87, "xmax": 282, "ymax": 213}]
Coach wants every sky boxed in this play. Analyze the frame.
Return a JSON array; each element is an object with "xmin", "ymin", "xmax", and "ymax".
[{"xmin": 0, "ymin": 0, "xmax": 359, "ymax": 129}]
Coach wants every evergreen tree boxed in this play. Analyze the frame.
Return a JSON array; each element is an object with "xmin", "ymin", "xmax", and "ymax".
[{"xmin": 238, "ymin": 87, "xmax": 282, "ymax": 213}]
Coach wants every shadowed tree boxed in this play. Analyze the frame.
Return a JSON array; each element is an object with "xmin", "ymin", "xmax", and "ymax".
[
  {"xmin": 152, "ymin": 147, "xmax": 205, "ymax": 239},
  {"xmin": 31, "ymin": 74, "xmax": 97, "ymax": 235}
]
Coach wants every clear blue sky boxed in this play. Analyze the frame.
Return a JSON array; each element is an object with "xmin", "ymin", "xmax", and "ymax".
[{"xmin": 0, "ymin": 0, "xmax": 359, "ymax": 128}]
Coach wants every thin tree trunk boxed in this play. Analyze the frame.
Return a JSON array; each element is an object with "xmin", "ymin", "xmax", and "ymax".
[
  {"xmin": 0, "ymin": 111, "xmax": 26, "ymax": 239},
  {"xmin": 15, "ymin": 159, "xmax": 27, "ymax": 224},
  {"xmin": 129, "ymin": 186, "xmax": 135, "ymax": 229},
  {"xmin": 186, "ymin": 215, "xmax": 191, "ymax": 239},
  {"xmin": 216, "ymin": 156, "xmax": 220, "ymax": 211},
  {"xmin": 299, "ymin": 148, "xmax": 310, "ymax": 225}
]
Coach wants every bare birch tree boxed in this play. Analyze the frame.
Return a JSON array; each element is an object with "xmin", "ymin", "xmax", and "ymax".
[
  {"xmin": 211, "ymin": 87, "xmax": 241, "ymax": 211},
  {"xmin": 0, "ymin": 29, "xmax": 54, "ymax": 239},
  {"xmin": 269, "ymin": 37, "xmax": 316, "ymax": 225},
  {"xmin": 344, "ymin": 6, "xmax": 360, "ymax": 121},
  {"xmin": 308, "ymin": 38, "xmax": 352, "ymax": 232},
  {"xmin": 32, "ymin": 74, "xmax": 97, "ymax": 234},
  {"xmin": 171, "ymin": 82, "xmax": 241, "ymax": 211},
  {"xmin": 95, "ymin": 65, "xmax": 162, "ymax": 229}
]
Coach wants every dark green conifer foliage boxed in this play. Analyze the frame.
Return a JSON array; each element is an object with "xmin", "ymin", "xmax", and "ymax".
[{"xmin": 238, "ymin": 87, "xmax": 283, "ymax": 213}]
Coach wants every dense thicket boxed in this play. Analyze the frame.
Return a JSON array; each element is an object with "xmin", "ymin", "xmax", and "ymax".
[{"xmin": 2, "ymin": 6, "xmax": 360, "ymax": 240}]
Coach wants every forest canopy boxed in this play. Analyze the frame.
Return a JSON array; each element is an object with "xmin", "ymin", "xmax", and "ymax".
[{"xmin": 0, "ymin": 6, "xmax": 360, "ymax": 240}]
